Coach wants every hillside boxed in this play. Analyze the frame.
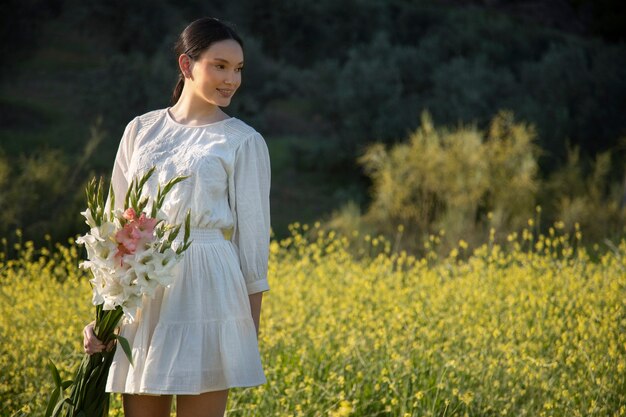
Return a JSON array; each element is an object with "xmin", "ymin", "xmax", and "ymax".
[{"xmin": 0, "ymin": 1, "xmax": 624, "ymax": 246}]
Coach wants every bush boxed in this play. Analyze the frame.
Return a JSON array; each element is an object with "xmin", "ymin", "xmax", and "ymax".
[
  {"xmin": 355, "ymin": 110, "xmax": 540, "ymax": 253},
  {"xmin": 0, "ymin": 119, "xmax": 105, "ymax": 248},
  {"xmin": 541, "ymin": 144, "xmax": 626, "ymax": 242}
]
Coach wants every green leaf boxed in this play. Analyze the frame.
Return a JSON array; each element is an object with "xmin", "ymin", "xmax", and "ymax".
[
  {"xmin": 44, "ymin": 385, "xmax": 60, "ymax": 417},
  {"xmin": 97, "ymin": 177, "xmax": 104, "ymax": 211},
  {"xmin": 138, "ymin": 166, "xmax": 156, "ymax": 190},
  {"xmin": 47, "ymin": 358, "xmax": 62, "ymax": 388},
  {"xmin": 160, "ymin": 175, "xmax": 189, "ymax": 201},
  {"xmin": 85, "ymin": 179, "xmax": 92, "ymax": 210},
  {"xmin": 184, "ymin": 208, "xmax": 191, "ymax": 243},
  {"xmin": 52, "ymin": 397, "xmax": 72, "ymax": 417},
  {"xmin": 84, "ymin": 362, "xmax": 107, "ymax": 403},
  {"xmin": 151, "ymin": 184, "xmax": 161, "ymax": 218},
  {"xmin": 115, "ymin": 335, "xmax": 134, "ymax": 367},
  {"xmin": 154, "ymin": 174, "xmax": 190, "ymax": 210},
  {"xmin": 131, "ymin": 190, "xmax": 138, "ymax": 212},
  {"xmin": 138, "ymin": 195, "xmax": 149, "ymax": 213},
  {"xmin": 168, "ymin": 224, "xmax": 181, "ymax": 242},
  {"xmin": 109, "ymin": 182, "xmax": 115, "ymax": 219},
  {"xmin": 95, "ymin": 307, "xmax": 124, "ymax": 340},
  {"xmin": 124, "ymin": 178, "xmax": 134, "ymax": 208},
  {"xmin": 177, "ymin": 239, "xmax": 193, "ymax": 254}
]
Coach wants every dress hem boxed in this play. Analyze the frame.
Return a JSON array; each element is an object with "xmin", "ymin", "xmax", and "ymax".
[{"xmin": 106, "ymin": 379, "xmax": 267, "ymax": 396}]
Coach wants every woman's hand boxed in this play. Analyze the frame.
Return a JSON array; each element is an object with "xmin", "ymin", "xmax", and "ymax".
[{"xmin": 83, "ymin": 321, "xmax": 115, "ymax": 355}]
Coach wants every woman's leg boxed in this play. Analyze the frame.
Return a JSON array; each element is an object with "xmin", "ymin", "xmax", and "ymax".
[
  {"xmin": 176, "ymin": 389, "xmax": 229, "ymax": 417},
  {"xmin": 123, "ymin": 393, "xmax": 173, "ymax": 417}
]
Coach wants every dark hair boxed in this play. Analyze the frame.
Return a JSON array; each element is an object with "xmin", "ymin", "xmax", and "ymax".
[{"xmin": 171, "ymin": 17, "xmax": 244, "ymax": 105}]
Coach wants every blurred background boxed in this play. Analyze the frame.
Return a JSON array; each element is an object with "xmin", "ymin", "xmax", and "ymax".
[{"xmin": 1, "ymin": 0, "xmax": 625, "ymax": 255}]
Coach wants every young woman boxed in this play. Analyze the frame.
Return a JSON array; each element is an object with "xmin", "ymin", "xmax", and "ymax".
[{"xmin": 82, "ymin": 17, "xmax": 271, "ymax": 417}]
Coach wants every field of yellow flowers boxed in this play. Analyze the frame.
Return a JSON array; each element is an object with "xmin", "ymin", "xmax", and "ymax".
[{"xmin": 1, "ymin": 221, "xmax": 625, "ymax": 417}]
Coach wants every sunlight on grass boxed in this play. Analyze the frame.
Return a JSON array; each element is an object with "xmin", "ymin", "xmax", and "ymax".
[{"xmin": 1, "ymin": 221, "xmax": 625, "ymax": 416}]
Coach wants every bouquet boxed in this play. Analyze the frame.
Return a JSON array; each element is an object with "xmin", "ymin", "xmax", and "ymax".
[{"xmin": 45, "ymin": 166, "xmax": 192, "ymax": 417}]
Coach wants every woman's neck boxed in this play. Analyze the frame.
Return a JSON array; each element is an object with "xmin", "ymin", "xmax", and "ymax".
[{"xmin": 170, "ymin": 91, "xmax": 228, "ymax": 126}]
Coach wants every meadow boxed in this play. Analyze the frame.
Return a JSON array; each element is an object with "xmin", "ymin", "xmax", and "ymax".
[{"xmin": 1, "ymin": 219, "xmax": 624, "ymax": 417}]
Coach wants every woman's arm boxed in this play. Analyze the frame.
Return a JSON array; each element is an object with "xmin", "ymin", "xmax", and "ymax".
[
  {"xmin": 231, "ymin": 133, "xmax": 270, "ymax": 340},
  {"xmin": 230, "ymin": 133, "xmax": 271, "ymax": 295},
  {"xmin": 249, "ymin": 292, "xmax": 263, "ymax": 339}
]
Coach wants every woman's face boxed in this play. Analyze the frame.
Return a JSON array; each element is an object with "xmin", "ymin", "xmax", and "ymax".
[{"xmin": 185, "ymin": 39, "xmax": 244, "ymax": 107}]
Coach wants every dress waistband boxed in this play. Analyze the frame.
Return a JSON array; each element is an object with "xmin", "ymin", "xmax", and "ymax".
[{"xmin": 173, "ymin": 227, "xmax": 226, "ymax": 244}]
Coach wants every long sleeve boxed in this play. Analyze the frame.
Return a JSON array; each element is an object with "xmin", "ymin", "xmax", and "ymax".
[
  {"xmin": 105, "ymin": 117, "xmax": 139, "ymax": 212},
  {"xmin": 231, "ymin": 132, "xmax": 271, "ymax": 295}
]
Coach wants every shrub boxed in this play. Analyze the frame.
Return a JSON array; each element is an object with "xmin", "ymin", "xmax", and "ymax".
[
  {"xmin": 356, "ymin": 110, "xmax": 540, "ymax": 253},
  {"xmin": 541, "ymin": 145, "xmax": 626, "ymax": 242}
]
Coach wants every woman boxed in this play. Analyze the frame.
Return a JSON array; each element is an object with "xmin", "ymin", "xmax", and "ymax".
[{"xmin": 82, "ymin": 17, "xmax": 271, "ymax": 417}]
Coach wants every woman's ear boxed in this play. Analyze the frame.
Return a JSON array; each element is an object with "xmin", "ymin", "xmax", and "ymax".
[{"xmin": 179, "ymin": 53, "xmax": 193, "ymax": 79}]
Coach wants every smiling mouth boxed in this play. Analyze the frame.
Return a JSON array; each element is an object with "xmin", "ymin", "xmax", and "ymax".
[{"xmin": 217, "ymin": 88, "xmax": 234, "ymax": 97}]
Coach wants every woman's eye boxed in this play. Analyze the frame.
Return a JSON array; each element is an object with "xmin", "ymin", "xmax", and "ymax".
[
  {"xmin": 215, "ymin": 65, "xmax": 225, "ymax": 69},
  {"xmin": 236, "ymin": 67, "xmax": 243, "ymax": 72}
]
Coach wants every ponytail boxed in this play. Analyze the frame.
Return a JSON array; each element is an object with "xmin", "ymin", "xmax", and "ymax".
[{"xmin": 171, "ymin": 74, "xmax": 185, "ymax": 105}]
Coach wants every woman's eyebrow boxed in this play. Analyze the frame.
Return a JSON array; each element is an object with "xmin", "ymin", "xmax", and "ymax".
[{"xmin": 213, "ymin": 57, "xmax": 244, "ymax": 65}]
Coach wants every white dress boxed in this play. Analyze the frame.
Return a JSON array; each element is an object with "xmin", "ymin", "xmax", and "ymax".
[{"xmin": 104, "ymin": 107, "xmax": 271, "ymax": 395}]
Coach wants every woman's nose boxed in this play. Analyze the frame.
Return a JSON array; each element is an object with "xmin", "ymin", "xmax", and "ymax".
[{"xmin": 225, "ymin": 72, "xmax": 239, "ymax": 86}]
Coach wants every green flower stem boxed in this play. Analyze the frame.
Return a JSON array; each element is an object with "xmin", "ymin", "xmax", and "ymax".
[{"xmin": 45, "ymin": 307, "xmax": 124, "ymax": 417}]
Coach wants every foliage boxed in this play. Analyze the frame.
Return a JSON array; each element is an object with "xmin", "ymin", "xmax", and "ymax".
[
  {"xmin": 80, "ymin": 50, "xmax": 175, "ymax": 135},
  {"xmin": 290, "ymin": 4, "xmax": 626, "ymax": 168},
  {"xmin": 63, "ymin": 0, "xmax": 180, "ymax": 56},
  {"xmin": 325, "ymin": 109, "xmax": 625, "ymax": 255},
  {"xmin": 0, "ymin": 148, "xmax": 71, "ymax": 238},
  {"xmin": 12, "ymin": 1, "xmax": 624, "ymax": 168},
  {"xmin": 2, "ymin": 221, "xmax": 625, "ymax": 416},
  {"xmin": 0, "ymin": 0, "xmax": 62, "ymax": 81},
  {"xmin": 2, "ymin": 1, "xmax": 626, "ymax": 244},
  {"xmin": 355, "ymin": 110, "xmax": 541, "ymax": 252},
  {"xmin": 541, "ymin": 144, "xmax": 626, "ymax": 243},
  {"xmin": 0, "ymin": 119, "xmax": 105, "ymax": 248}
]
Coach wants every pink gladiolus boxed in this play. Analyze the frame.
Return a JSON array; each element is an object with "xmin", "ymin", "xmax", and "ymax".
[
  {"xmin": 114, "ymin": 210, "xmax": 157, "ymax": 265},
  {"xmin": 114, "ymin": 242, "xmax": 133, "ymax": 266},
  {"xmin": 116, "ymin": 225, "xmax": 139, "ymax": 252},
  {"xmin": 123, "ymin": 207, "xmax": 137, "ymax": 221},
  {"xmin": 136, "ymin": 212, "xmax": 158, "ymax": 239}
]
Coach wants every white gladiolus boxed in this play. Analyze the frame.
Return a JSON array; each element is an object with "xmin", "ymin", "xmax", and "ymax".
[
  {"xmin": 76, "ymin": 197, "xmax": 191, "ymax": 323},
  {"xmin": 121, "ymin": 294, "xmax": 143, "ymax": 323},
  {"xmin": 80, "ymin": 208, "xmax": 97, "ymax": 229},
  {"xmin": 44, "ymin": 168, "xmax": 192, "ymax": 416}
]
